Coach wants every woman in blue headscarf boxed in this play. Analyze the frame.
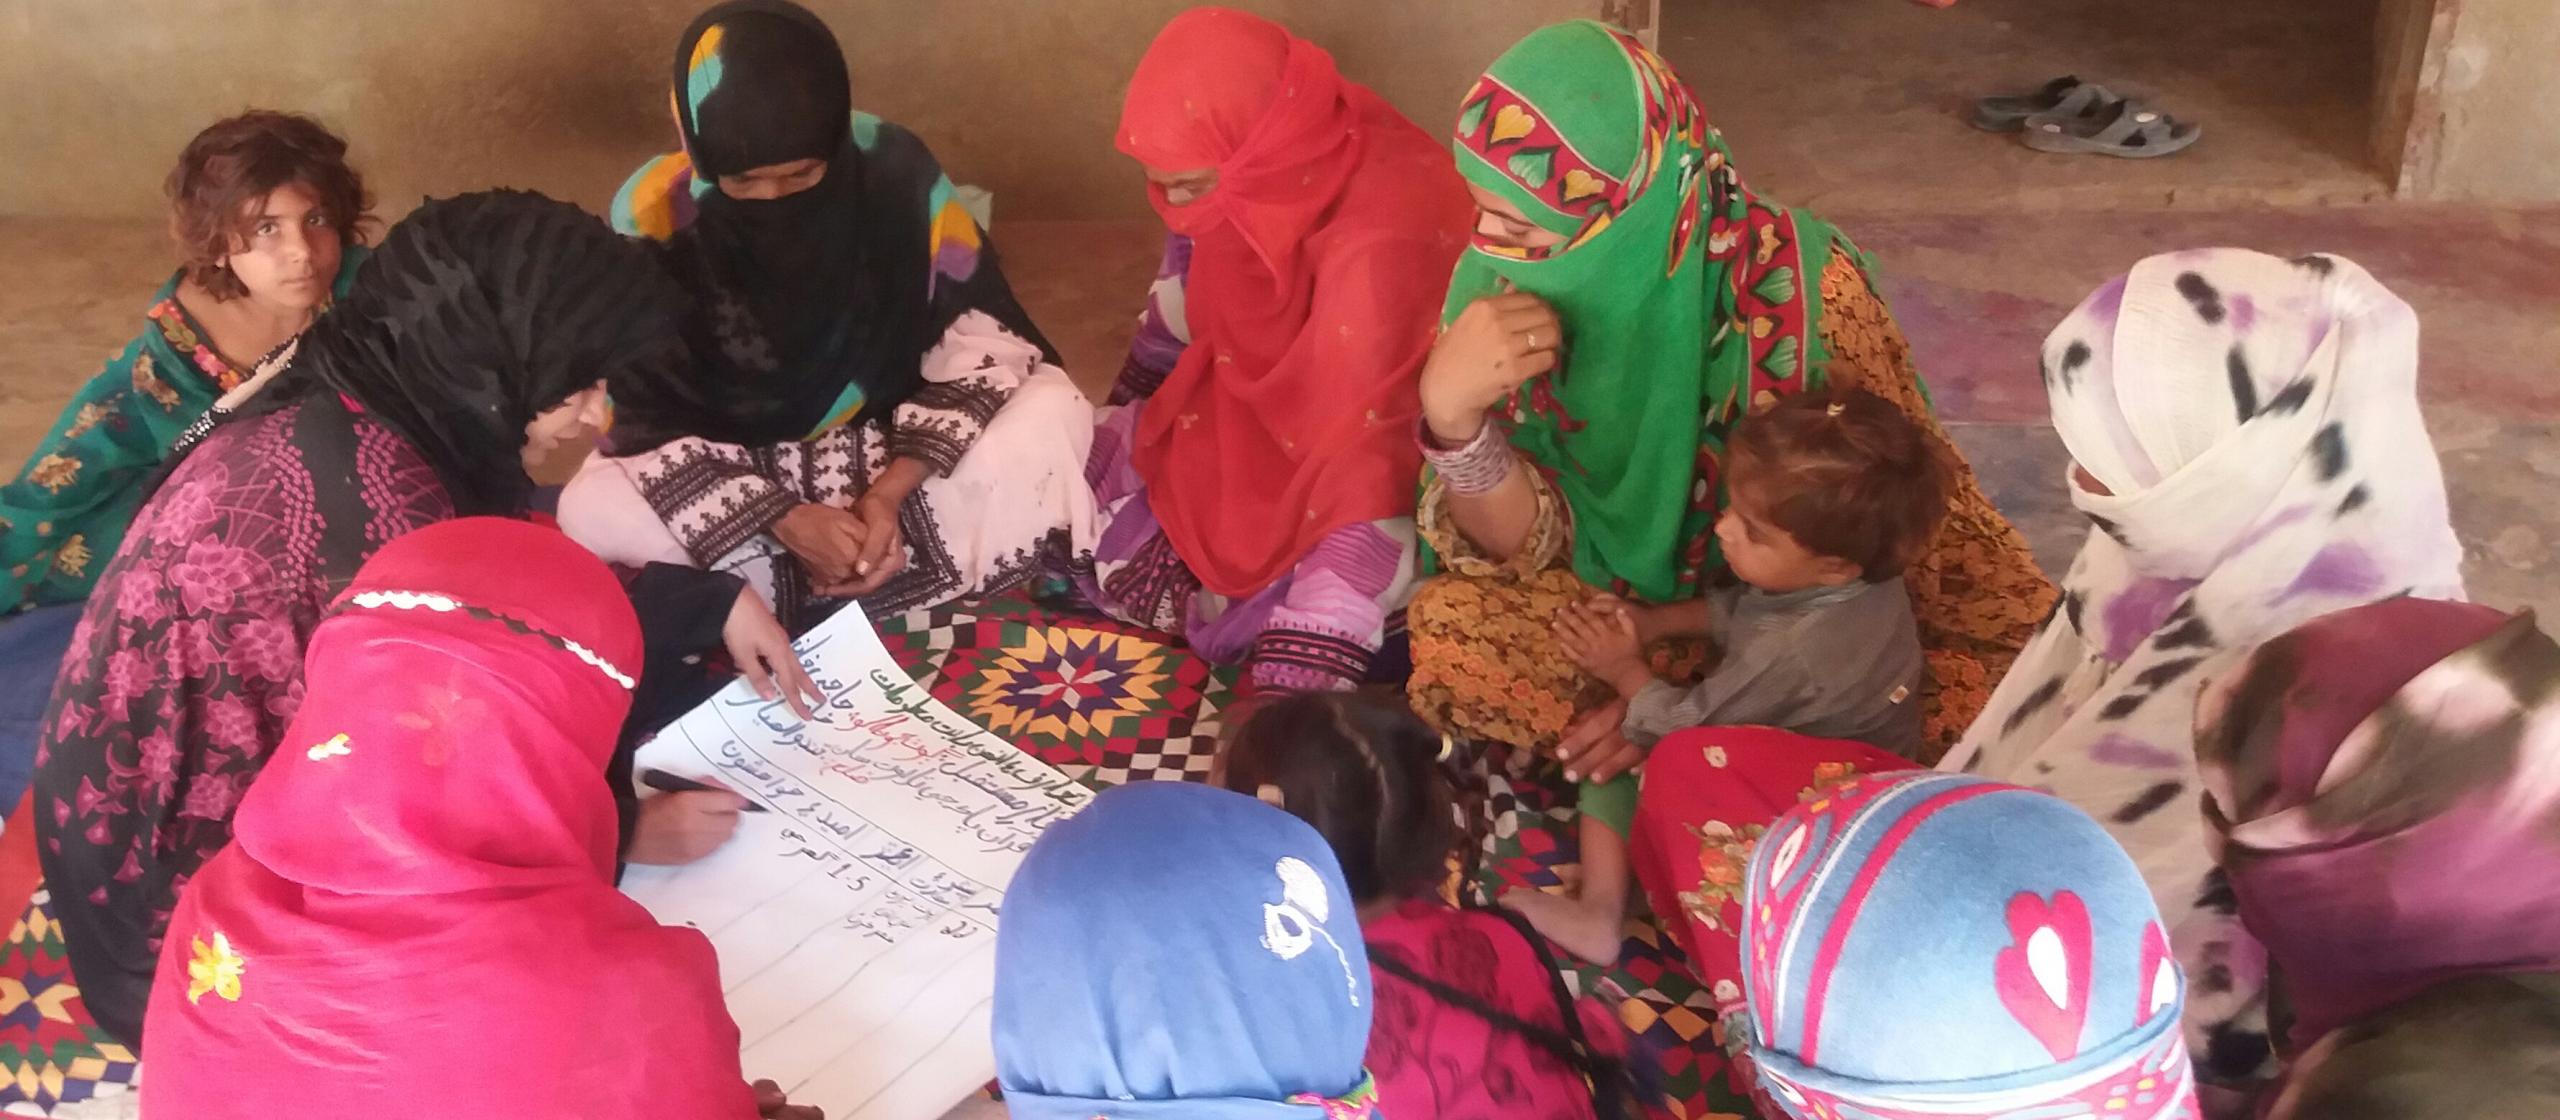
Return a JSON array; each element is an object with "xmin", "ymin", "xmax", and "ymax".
[
  {"xmin": 995, "ymin": 781, "xmax": 1380, "ymax": 1118},
  {"xmin": 1738, "ymin": 772, "xmax": 2201, "ymax": 1120}
]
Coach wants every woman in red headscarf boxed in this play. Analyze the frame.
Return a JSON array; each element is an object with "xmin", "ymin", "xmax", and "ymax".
[
  {"xmin": 1078, "ymin": 7, "xmax": 1472, "ymax": 692},
  {"xmin": 139, "ymin": 519, "xmax": 815, "ymax": 1119}
]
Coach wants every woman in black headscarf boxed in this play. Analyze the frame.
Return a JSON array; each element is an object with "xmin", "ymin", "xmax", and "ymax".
[
  {"xmin": 561, "ymin": 0, "xmax": 1096, "ymax": 630},
  {"xmin": 33, "ymin": 190, "xmax": 816, "ymax": 1047}
]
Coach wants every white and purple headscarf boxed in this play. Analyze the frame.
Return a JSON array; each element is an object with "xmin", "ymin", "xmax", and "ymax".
[
  {"xmin": 1939, "ymin": 249, "xmax": 2465, "ymax": 1083},
  {"xmin": 1739, "ymin": 772, "xmax": 2200, "ymax": 1119}
]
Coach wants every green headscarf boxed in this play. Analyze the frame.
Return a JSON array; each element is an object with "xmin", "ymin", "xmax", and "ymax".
[{"xmin": 1430, "ymin": 21, "xmax": 1856, "ymax": 602}]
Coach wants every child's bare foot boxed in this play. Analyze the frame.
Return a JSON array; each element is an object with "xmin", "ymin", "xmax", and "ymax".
[{"xmin": 1500, "ymin": 887, "xmax": 1626, "ymax": 966}]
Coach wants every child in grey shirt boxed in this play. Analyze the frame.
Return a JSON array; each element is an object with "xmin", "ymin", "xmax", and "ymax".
[
  {"xmin": 1505, "ymin": 388, "xmax": 1953, "ymax": 965},
  {"xmin": 1612, "ymin": 575, "xmax": 1922, "ymax": 756}
]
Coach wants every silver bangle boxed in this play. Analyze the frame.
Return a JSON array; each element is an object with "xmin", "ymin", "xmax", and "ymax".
[{"xmin": 1418, "ymin": 419, "xmax": 1514, "ymax": 497}]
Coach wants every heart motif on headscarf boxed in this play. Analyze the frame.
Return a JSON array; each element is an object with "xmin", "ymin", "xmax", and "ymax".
[
  {"xmin": 1763, "ymin": 818, "xmax": 1810, "ymax": 889},
  {"xmin": 1560, "ymin": 169, "xmax": 1607, "ymax": 204},
  {"xmin": 2137, "ymin": 920, "xmax": 2176, "ymax": 1024},
  {"xmin": 1994, "ymin": 890, "xmax": 2093, "ymax": 1061},
  {"xmin": 1490, "ymin": 104, "xmax": 1537, "ymax": 144}
]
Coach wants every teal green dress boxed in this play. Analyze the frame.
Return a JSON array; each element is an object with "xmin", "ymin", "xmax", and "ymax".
[{"xmin": 0, "ymin": 251, "xmax": 366, "ymax": 610}]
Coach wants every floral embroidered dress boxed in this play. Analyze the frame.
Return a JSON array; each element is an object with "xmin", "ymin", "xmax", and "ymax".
[
  {"xmin": 0, "ymin": 255, "xmax": 362, "ymax": 611},
  {"xmin": 1364, "ymin": 900, "xmax": 1640, "ymax": 1119},
  {"xmin": 34, "ymin": 402, "xmax": 450, "ymax": 1046},
  {"xmin": 33, "ymin": 189, "xmax": 707, "ymax": 1051},
  {"xmin": 1621, "ymin": 727, "xmax": 1919, "ymax": 1103},
  {"xmin": 568, "ymin": 112, "xmax": 1092, "ymax": 628}
]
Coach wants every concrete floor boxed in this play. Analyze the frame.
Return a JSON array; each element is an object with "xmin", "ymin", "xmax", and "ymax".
[{"xmin": 1669, "ymin": 0, "xmax": 2390, "ymax": 213}]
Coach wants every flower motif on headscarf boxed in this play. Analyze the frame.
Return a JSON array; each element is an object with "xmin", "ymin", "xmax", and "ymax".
[
  {"xmin": 1262, "ymin": 856, "xmax": 1361, "ymax": 1007},
  {"xmin": 186, "ymin": 931, "xmax": 247, "ymax": 1005},
  {"xmin": 307, "ymin": 733, "xmax": 353, "ymax": 761}
]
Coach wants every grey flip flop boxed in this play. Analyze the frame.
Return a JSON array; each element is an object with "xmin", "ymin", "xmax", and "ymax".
[
  {"xmin": 2021, "ymin": 98, "xmax": 2201, "ymax": 158},
  {"xmin": 1972, "ymin": 76, "xmax": 2114, "ymax": 133}
]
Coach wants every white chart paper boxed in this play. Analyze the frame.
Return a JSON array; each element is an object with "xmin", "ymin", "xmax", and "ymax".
[{"xmin": 622, "ymin": 605, "xmax": 1090, "ymax": 1120}]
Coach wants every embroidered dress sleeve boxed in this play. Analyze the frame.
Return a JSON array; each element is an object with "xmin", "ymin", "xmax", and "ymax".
[
  {"xmin": 0, "ymin": 331, "xmax": 204, "ymax": 609},
  {"xmin": 610, "ymin": 561, "xmax": 750, "ymax": 853},
  {"xmin": 1107, "ymin": 234, "xmax": 1194, "ymax": 406},
  {"xmin": 1417, "ymin": 455, "xmax": 1574, "ymax": 580},
  {"xmin": 628, "ymin": 438, "xmax": 798, "ymax": 568}
]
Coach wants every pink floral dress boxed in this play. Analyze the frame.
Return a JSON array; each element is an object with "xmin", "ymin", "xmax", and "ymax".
[{"xmin": 31, "ymin": 400, "xmax": 448, "ymax": 1045}]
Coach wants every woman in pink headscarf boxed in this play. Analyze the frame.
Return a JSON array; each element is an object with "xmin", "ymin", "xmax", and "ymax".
[{"xmin": 141, "ymin": 519, "xmax": 816, "ymax": 1119}]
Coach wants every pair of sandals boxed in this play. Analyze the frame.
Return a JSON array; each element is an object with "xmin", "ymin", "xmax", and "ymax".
[{"xmin": 1974, "ymin": 75, "xmax": 2201, "ymax": 158}]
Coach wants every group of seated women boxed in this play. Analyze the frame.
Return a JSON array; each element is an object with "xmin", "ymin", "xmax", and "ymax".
[{"xmin": 0, "ymin": 1, "xmax": 2541, "ymax": 1117}]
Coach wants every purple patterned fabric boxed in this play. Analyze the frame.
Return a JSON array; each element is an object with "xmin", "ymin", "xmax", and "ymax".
[
  {"xmin": 1106, "ymin": 235, "xmax": 1195, "ymax": 407},
  {"xmin": 1947, "ymin": 251, "xmax": 2467, "ymax": 1084},
  {"xmin": 1082, "ymin": 404, "xmax": 1410, "ymax": 692},
  {"xmin": 31, "ymin": 403, "xmax": 450, "ymax": 1045},
  {"xmin": 1083, "ymin": 239, "xmax": 1414, "ymax": 692},
  {"xmin": 2198, "ymin": 597, "xmax": 2560, "ymax": 1055}
]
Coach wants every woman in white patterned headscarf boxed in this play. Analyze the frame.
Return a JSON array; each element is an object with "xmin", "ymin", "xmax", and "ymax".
[{"xmin": 1941, "ymin": 248, "xmax": 2464, "ymax": 1087}]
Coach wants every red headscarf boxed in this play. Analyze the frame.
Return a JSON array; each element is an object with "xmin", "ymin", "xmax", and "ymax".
[
  {"xmin": 140, "ymin": 519, "xmax": 757, "ymax": 1120},
  {"xmin": 1117, "ymin": 8, "xmax": 1470, "ymax": 597}
]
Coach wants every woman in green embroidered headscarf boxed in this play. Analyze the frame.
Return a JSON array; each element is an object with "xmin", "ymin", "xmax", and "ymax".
[{"xmin": 1406, "ymin": 22, "xmax": 2050, "ymax": 773}]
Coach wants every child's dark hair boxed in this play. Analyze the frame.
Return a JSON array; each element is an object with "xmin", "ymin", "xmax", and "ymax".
[
  {"xmin": 1725, "ymin": 386, "xmax": 1955, "ymax": 580},
  {"xmin": 1216, "ymin": 691, "xmax": 1456, "ymax": 905}
]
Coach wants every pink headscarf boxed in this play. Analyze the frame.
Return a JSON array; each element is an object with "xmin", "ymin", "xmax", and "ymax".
[{"xmin": 141, "ymin": 519, "xmax": 758, "ymax": 1119}]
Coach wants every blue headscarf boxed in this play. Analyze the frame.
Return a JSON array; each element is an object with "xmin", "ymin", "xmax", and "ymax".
[
  {"xmin": 995, "ymin": 782, "xmax": 1380, "ymax": 1119},
  {"xmin": 1740, "ymin": 773, "xmax": 2202, "ymax": 1119}
]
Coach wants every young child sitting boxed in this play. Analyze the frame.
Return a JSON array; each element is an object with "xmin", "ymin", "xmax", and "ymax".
[
  {"xmin": 1506, "ymin": 387, "xmax": 1955, "ymax": 965},
  {"xmin": 1216, "ymin": 691, "xmax": 1651, "ymax": 1120}
]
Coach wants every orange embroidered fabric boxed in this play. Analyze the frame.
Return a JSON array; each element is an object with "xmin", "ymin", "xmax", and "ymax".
[{"xmin": 1408, "ymin": 254, "xmax": 2053, "ymax": 762}]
